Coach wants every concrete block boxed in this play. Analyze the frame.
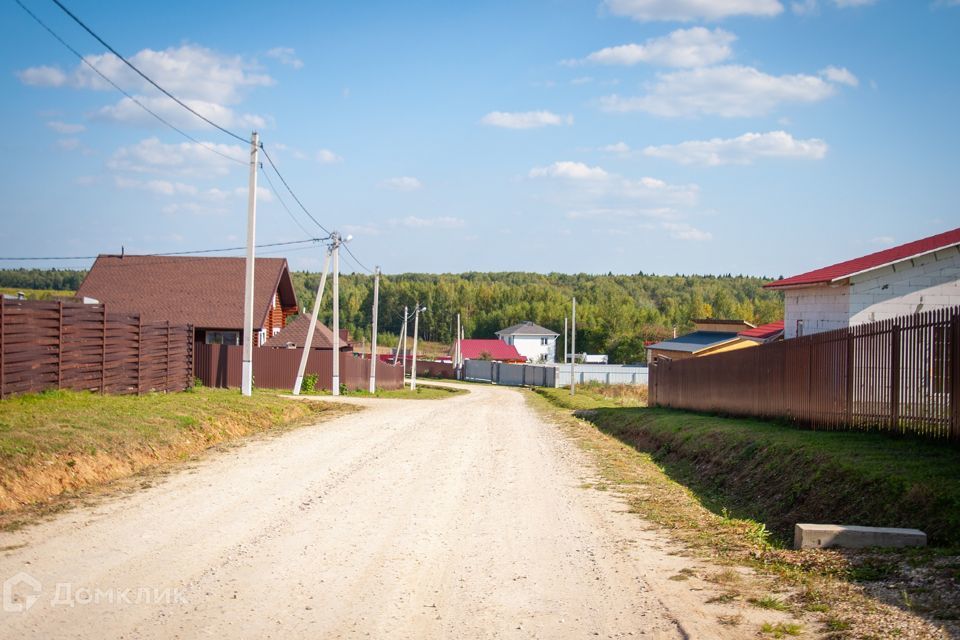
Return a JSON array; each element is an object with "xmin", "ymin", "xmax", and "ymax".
[{"xmin": 794, "ymin": 524, "xmax": 926, "ymax": 550}]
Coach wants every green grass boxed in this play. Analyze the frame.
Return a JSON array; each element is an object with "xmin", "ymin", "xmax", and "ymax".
[
  {"xmin": 534, "ymin": 388, "xmax": 960, "ymax": 547},
  {"xmin": 0, "ymin": 387, "xmax": 351, "ymax": 510},
  {"xmin": 302, "ymin": 384, "xmax": 466, "ymax": 400},
  {"xmin": 535, "ymin": 383, "xmax": 647, "ymax": 410},
  {"xmin": 760, "ymin": 622, "xmax": 803, "ymax": 637}
]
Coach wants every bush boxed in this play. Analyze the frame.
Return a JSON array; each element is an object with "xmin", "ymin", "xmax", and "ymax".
[{"xmin": 302, "ymin": 373, "xmax": 319, "ymax": 393}]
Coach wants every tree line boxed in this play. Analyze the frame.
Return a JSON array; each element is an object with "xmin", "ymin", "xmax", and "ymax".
[{"xmin": 0, "ymin": 268, "xmax": 784, "ymax": 363}]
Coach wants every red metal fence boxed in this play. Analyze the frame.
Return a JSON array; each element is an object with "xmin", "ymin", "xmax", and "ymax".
[
  {"xmin": 195, "ymin": 344, "xmax": 404, "ymax": 391},
  {"xmin": 0, "ymin": 298, "xmax": 194, "ymax": 398},
  {"xmin": 650, "ymin": 306, "xmax": 960, "ymax": 441}
]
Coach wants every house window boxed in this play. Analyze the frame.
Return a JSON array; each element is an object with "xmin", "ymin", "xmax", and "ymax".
[
  {"xmin": 796, "ymin": 319, "xmax": 804, "ymax": 337},
  {"xmin": 541, "ymin": 337, "xmax": 549, "ymax": 345},
  {"xmin": 205, "ymin": 331, "xmax": 239, "ymax": 346}
]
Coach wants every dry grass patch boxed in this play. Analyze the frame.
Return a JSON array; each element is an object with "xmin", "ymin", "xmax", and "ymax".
[{"xmin": 0, "ymin": 387, "xmax": 354, "ymax": 513}]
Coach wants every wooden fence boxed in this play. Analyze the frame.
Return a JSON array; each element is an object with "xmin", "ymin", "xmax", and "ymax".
[
  {"xmin": 650, "ymin": 306, "xmax": 960, "ymax": 441},
  {"xmin": 0, "ymin": 298, "xmax": 194, "ymax": 398},
  {"xmin": 195, "ymin": 344, "xmax": 404, "ymax": 391}
]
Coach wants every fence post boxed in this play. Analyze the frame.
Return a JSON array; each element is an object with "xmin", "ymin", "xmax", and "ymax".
[
  {"xmin": 166, "ymin": 321, "xmax": 171, "ymax": 392},
  {"xmin": 0, "ymin": 297, "xmax": 4, "ymax": 399},
  {"xmin": 101, "ymin": 304, "xmax": 107, "ymax": 394},
  {"xmin": 57, "ymin": 301, "xmax": 64, "ymax": 390},
  {"xmin": 950, "ymin": 313, "xmax": 960, "ymax": 443},
  {"xmin": 137, "ymin": 314, "xmax": 143, "ymax": 396},
  {"xmin": 890, "ymin": 324, "xmax": 901, "ymax": 433},
  {"xmin": 845, "ymin": 333, "xmax": 854, "ymax": 426}
]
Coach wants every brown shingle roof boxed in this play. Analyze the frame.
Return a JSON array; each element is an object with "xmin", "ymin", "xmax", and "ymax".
[
  {"xmin": 262, "ymin": 313, "xmax": 348, "ymax": 349},
  {"xmin": 76, "ymin": 255, "xmax": 298, "ymax": 330}
]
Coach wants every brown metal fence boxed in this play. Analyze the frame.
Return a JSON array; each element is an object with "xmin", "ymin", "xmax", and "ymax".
[
  {"xmin": 0, "ymin": 298, "xmax": 194, "ymax": 398},
  {"xmin": 650, "ymin": 306, "xmax": 960, "ymax": 441},
  {"xmin": 195, "ymin": 344, "xmax": 404, "ymax": 391}
]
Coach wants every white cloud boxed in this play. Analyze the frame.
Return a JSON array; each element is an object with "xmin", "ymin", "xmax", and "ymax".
[
  {"xmin": 643, "ymin": 131, "xmax": 828, "ymax": 165},
  {"xmin": 480, "ymin": 110, "xmax": 573, "ymax": 129},
  {"xmin": 114, "ymin": 176, "xmax": 198, "ymax": 196},
  {"xmin": 529, "ymin": 161, "xmax": 699, "ymax": 208},
  {"xmin": 19, "ymin": 45, "xmax": 272, "ymax": 131},
  {"xmin": 46, "ymin": 121, "xmax": 86, "ymax": 134},
  {"xmin": 834, "ymin": 0, "xmax": 876, "ymax": 6},
  {"xmin": 578, "ymin": 28, "xmax": 735, "ymax": 68},
  {"xmin": 93, "ymin": 95, "xmax": 266, "ymax": 130},
  {"xmin": 265, "ymin": 47, "xmax": 304, "ymax": 69},
  {"xmin": 601, "ymin": 141, "xmax": 632, "ymax": 155},
  {"xmin": 599, "ymin": 65, "xmax": 838, "ymax": 117},
  {"xmin": 396, "ymin": 216, "xmax": 465, "ymax": 229},
  {"xmin": 316, "ymin": 149, "xmax": 343, "ymax": 164},
  {"xmin": 57, "ymin": 138, "xmax": 81, "ymax": 151},
  {"xmin": 661, "ymin": 221, "xmax": 712, "ymax": 241},
  {"xmin": 791, "ymin": 0, "xmax": 819, "ymax": 14},
  {"xmin": 108, "ymin": 137, "xmax": 247, "ymax": 177},
  {"xmin": 529, "ymin": 161, "xmax": 609, "ymax": 180},
  {"xmin": 379, "ymin": 176, "xmax": 422, "ymax": 191},
  {"xmin": 17, "ymin": 65, "xmax": 67, "ymax": 86},
  {"xmin": 820, "ymin": 65, "xmax": 859, "ymax": 87},
  {"xmin": 604, "ymin": 0, "xmax": 783, "ymax": 21}
]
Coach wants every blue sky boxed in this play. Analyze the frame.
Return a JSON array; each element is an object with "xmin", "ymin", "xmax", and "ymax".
[{"xmin": 1, "ymin": 0, "xmax": 958, "ymax": 277}]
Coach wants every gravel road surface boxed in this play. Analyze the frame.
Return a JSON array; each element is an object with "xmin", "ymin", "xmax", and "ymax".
[{"xmin": 0, "ymin": 383, "xmax": 779, "ymax": 638}]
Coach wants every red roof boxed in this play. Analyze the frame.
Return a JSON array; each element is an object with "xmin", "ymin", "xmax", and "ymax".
[
  {"xmin": 739, "ymin": 320, "xmax": 784, "ymax": 340},
  {"xmin": 77, "ymin": 255, "xmax": 298, "ymax": 330},
  {"xmin": 459, "ymin": 339, "xmax": 525, "ymax": 362},
  {"xmin": 765, "ymin": 227, "xmax": 960, "ymax": 289}
]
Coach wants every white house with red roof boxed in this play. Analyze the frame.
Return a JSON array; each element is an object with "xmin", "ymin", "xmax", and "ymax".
[{"xmin": 765, "ymin": 227, "xmax": 960, "ymax": 339}]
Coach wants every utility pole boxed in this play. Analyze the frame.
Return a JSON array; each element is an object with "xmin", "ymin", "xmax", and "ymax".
[
  {"xmin": 570, "ymin": 297, "xmax": 577, "ymax": 396},
  {"xmin": 564, "ymin": 316, "xmax": 568, "ymax": 364},
  {"xmin": 368, "ymin": 266, "xmax": 381, "ymax": 393},
  {"xmin": 410, "ymin": 304, "xmax": 425, "ymax": 390},
  {"xmin": 401, "ymin": 305, "xmax": 409, "ymax": 380},
  {"xmin": 331, "ymin": 232, "xmax": 342, "ymax": 396},
  {"xmin": 455, "ymin": 312, "xmax": 461, "ymax": 377},
  {"xmin": 241, "ymin": 131, "xmax": 259, "ymax": 397},
  {"xmin": 292, "ymin": 246, "xmax": 332, "ymax": 395},
  {"xmin": 393, "ymin": 310, "xmax": 406, "ymax": 366}
]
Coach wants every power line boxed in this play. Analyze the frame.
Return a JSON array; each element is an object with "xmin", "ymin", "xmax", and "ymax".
[
  {"xmin": 0, "ymin": 238, "xmax": 321, "ymax": 262},
  {"xmin": 13, "ymin": 0, "xmax": 246, "ymax": 166},
  {"xmin": 259, "ymin": 144, "xmax": 331, "ymax": 236},
  {"xmin": 48, "ymin": 0, "xmax": 250, "ymax": 145},
  {"xmin": 258, "ymin": 164, "xmax": 315, "ymax": 238},
  {"xmin": 342, "ymin": 243, "xmax": 374, "ymax": 274}
]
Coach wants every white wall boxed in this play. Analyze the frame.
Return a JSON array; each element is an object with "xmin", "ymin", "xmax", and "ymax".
[
  {"xmin": 784, "ymin": 246, "xmax": 960, "ymax": 338},
  {"xmin": 507, "ymin": 335, "xmax": 557, "ymax": 363}
]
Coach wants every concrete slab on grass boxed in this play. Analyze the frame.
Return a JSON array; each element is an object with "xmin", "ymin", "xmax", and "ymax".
[{"xmin": 795, "ymin": 523, "xmax": 927, "ymax": 549}]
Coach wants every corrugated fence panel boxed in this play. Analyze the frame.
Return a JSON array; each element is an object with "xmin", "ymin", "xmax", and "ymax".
[{"xmin": 650, "ymin": 305, "xmax": 960, "ymax": 442}]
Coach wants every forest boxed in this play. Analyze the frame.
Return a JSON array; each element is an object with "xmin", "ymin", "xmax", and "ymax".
[{"xmin": 0, "ymin": 268, "xmax": 784, "ymax": 363}]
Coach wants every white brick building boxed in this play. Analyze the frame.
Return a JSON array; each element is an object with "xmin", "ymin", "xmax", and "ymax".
[
  {"xmin": 766, "ymin": 228, "xmax": 960, "ymax": 339},
  {"xmin": 495, "ymin": 321, "xmax": 559, "ymax": 363}
]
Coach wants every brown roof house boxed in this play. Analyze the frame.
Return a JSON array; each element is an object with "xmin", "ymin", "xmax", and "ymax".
[
  {"xmin": 262, "ymin": 313, "xmax": 352, "ymax": 351},
  {"xmin": 76, "ymin": 255, "xmax": 299, "ymax": 346}
]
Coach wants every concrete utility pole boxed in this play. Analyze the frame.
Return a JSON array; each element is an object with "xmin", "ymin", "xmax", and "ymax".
[
  {"xmin": 241, "ymin": 131, "xmax": 259, "ymax": 397},
  {"xmin": 331, "ymin": 233, "xmax": 342, "ymax": 396},
  {"xmin": 368, "ymin": 266, "xmax": 381, "ymax": 393},
  {"xmin": 564, "ymin": 316, "xmax": 568, "ymax": 364},
  {"xmin": 410, "ymin": 304, "xmax": 425, "ymax": 390},
  {"xmin": 401, "ymin": 305, "xmax": 409, "ymax": 380},
  {"xmin": 292, "ymin": 246, "xmax": 331, "ymax": 395},
  {"xmin": 393, "ymin": 311, "xmax": 406, "ymax": 366},
  {"xmin": 570, "ymin": 297, "xmax": 577, "ymax": 396},
  {"xmin": 455, "ymin": 312, "xmax": 461, "ymax": 376}
]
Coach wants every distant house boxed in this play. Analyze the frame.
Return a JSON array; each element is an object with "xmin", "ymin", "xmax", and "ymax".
[
  {"xmin": 646, "ymin": 319, "xmax": 757, "ymax": 363},
  {"xmin": 76, "ymin": 255, "xmax": 298, "ymax": 346},
  {"xmin": 738, "ymin": 320, "xmax": 785, "ymax": 344},
  {"xmin": 459, "ymin": 339, "xmax": 526, "ymax": 363},
  {"xmin": 765, "ymin": 227, "xmax": 960, "ymax": 339},
  {"xmin": 262, "ymin": 313, "xmax": 352, "ymax": 351},
  {"xmin": 495, "ymin": 321, "xmax": 559, "ymax": 363}
]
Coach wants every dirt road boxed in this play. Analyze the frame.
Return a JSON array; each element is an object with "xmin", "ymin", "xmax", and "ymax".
[{"xmin": 0, "ymin": 384, "xmax": 782, "ymax": 638}]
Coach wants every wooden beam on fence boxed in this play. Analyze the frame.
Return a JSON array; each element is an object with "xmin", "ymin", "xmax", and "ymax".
[
  {"xmin": 57, "ymin": 300, "xmax": 63, "ymax": 390},
  {"xmin": 1, "ymin": 296, "xmax": 4, "ymax": 399},
  {"xmin": 100, "ymin": 303, "xmax": 107, "ymax": 395},
  {"xmin": 166, "ymin": 320, "xmax": 171, "ymax": 392},
  {"xmin": 845, "ymin": 333, "xmax": 854, "ymax": 427},
  {"xmin": 891, "ymin": 324, "xmax": 901, "ymax": 434},
  {"xmin": 137, "ymin": 314, "xmax": 143, "ymax": 396}
]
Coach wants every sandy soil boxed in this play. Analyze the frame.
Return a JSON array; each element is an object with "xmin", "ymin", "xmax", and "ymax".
[{"xmin": 0, "ymin": 383, "xmax": 791, "ymax": 638}]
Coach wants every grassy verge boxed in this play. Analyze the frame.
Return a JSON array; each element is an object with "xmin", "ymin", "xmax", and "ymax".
[
  {"xmin": 0, "ymin": 387, "xmax": 353, "ymax": 513},
  {"xmin": 302, "ymin": 384, "xmax": 466, "ymax": 400},
  {"xmin": 0, "ymin": 287, "xmax": 74, "ymax": 300},
  {"xmin": 530, "ymin": 388, "xmax": 960, "ymax": 638}
]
